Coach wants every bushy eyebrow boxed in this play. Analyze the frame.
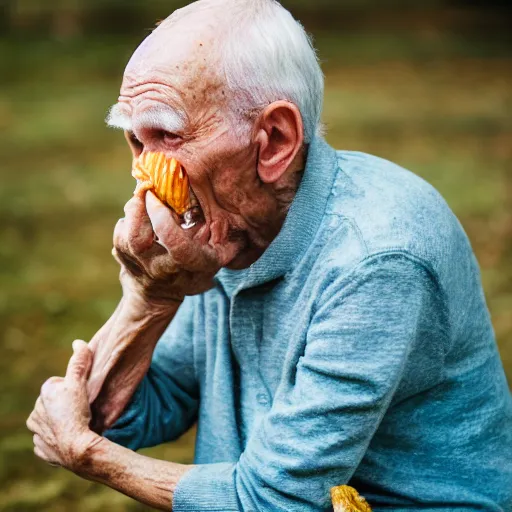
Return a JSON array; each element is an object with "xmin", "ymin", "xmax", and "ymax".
[
  {"xmin": 105, "ymin": 104, "xmax": 188, "ymax": 134},
  {"xmin": 134, "ymin": 106, "xmax": 187, "ymax": 134},
  {"xmin": 105, "ymin": 104, "xmax": 132, "ymax": 131}
]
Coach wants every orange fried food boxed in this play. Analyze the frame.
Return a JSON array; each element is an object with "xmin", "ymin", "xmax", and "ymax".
[
  {"xmin": 132, "ymin": 152, "xmax": 193, "ymax": 215},
  {"xmin": 331, "ymin": 486, "xmax": 372, "ymax": 512}
]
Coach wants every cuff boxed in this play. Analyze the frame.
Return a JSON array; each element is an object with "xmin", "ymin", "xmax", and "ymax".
[{"xmin": 173, "ymin": 463, "xmax": 239, "ymax": 511}]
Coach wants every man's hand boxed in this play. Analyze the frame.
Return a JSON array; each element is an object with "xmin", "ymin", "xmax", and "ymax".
[
  {"xmin": 113, "ymin": 190, "xmax": 235, "ymax": 310},
  {"xmin": 27, "ymin": 340, "xmax": 100, "ymax": 471},
  {"xmin": 27, "ymin": 341, "xmax": 191, "ymax": 510},
  {"xmin": 85, "ymin": 189, "xmax": 239, "ymax": 429}
]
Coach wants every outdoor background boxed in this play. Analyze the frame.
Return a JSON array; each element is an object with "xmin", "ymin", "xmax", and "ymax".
[{"xmin": 0, "ymin": 0, "xmax": 510, "ymax": 510}]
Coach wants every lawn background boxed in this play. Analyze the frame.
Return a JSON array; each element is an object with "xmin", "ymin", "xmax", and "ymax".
[{"xmin": 0, "ymin": 1, "xmax": 510, "ymax": 510}]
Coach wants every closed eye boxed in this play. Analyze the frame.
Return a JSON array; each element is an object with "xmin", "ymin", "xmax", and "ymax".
[{"xmin": 159, "ymin": 130, "xmax": 183, "ymax": 145}]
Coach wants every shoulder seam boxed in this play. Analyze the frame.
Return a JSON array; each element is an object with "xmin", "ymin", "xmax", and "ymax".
[
  {"xmin": 354, "ymin": 249, "xmax": 452, "ymax": 353},
  {"xmin": 359, "ymin": 249, "xmax": 439, "ymax": 283}
]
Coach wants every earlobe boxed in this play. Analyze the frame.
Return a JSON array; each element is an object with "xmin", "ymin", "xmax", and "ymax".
[{"xmin": 255, "ymin": 102, "xmax": 304, "ymax": 184}]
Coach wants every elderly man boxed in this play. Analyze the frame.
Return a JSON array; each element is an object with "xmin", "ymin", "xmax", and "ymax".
[{"xmin": 27, "ymin": 0, "xmax": 512, "ymax": 510}]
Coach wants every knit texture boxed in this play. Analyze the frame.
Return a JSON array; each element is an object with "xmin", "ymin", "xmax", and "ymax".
[{"xmin": 105, "ymin": 137, "xmax": 512, "ymax": 511}]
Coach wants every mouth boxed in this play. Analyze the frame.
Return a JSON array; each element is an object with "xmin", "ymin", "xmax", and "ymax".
[{"xmin": 132, "ymin": 151, "xmax": 204, "ymax": 229}]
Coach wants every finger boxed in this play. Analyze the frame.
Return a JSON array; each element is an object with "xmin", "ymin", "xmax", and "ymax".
[
  {"xmin": 146, "ymin": 191, "xmax": 215, "ymax": 264},
  {"xmin": 33, "ymin": 434, "xmax": 57, "ymax": 456},
  {"xmin": 33, "ymin": 434, "xmax": 48, "ymax": 452},
  {"xmin": 113, "ymin": 218, "xmax": 133, "ymax": 260},
  {"xmin": 123, "ymin": 195, "xmax": 155, "ymax": 254},
  {"xmin": 27, "ymin": 406, "xmax": 54, "ymax": 440},
  {"xmin": 40, "ymin": 376, "xmax": 64, "ymax": 399},
  {"xmin": 65, "ymin": 340, "xmax": 93, "ymax": 384},
  {"xmin": 146, "ymin": 191, "xmax": 183, "ymax": 249},
  {"xmin": 26, "ymin": 396, "xmax": 44, "ymax": 432},
  {"xmin": 26, "ymin": 410, "xmax": 38, "ymax": 433},
  {"xmin": 33, "ymin": 443, "xmax": 59, "ymax": 467},
  {"xmin": 34, "ymin": 445, "xmax": 47, "ymax": 461},
  {"xmin": 113, "ymin": 208, "xmax": 155, "ymax": 271},
  {"xmin": 113, "ymin": 216, "xmax": 142, "ymax": 262}
]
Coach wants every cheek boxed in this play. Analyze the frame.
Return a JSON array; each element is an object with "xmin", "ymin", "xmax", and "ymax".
[
  {"xmin": 211, "ymin": 168, "xmax": 250, "ymax": 209},
  {"xmin": 178, "ymin": 137, "xmax": 257, "ymax": 212},
  {"xmin": 176, "ymin": 149, "xmax": 212, "ymax": 184}
]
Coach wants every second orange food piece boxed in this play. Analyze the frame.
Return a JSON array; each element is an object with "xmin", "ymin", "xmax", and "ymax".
[
  {"xmin": 331, "ymin": 486, "xmax": 372, "ymax": 512},
  {"xmin": 132, "ymin": 152, "xmax": 192, "ymax": 216}
]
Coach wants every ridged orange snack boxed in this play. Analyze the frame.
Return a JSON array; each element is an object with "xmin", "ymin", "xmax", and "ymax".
[
  {"xmin": 132, "ymin": 152, "xmax": 193, "ymax": 215},
  {"xmin": 331, "ymin": 486, "xmax": 372, "ymax": 512}
]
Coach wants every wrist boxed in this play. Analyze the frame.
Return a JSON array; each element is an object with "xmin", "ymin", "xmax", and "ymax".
[
  {"xmin": 122, "ymin": 292, "xmax": 182, "ymax": 321},
  {"xmin": 70, "ymin": 429, "xmax": 104, "ymax": 476}
]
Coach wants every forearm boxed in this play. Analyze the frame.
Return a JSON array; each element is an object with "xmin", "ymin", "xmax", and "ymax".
[
  {"xmin": 88, "ymin": 296, "xmax": 181, "ymax": 430},
  {"xmin": 77, "ymin": 435, "xmax": 192, "ymax": 511}
]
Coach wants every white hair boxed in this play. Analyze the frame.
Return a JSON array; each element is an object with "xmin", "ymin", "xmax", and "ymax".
[
  {"xmin": 165, "ymin": 0, "xmax": 324, "ymax": 143},
  {"xmin": 106, "ymin": 103, "xmax": 187, "ymax": 134}
]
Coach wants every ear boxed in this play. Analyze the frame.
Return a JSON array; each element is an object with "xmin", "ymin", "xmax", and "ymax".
[{"xmin": 253, "ymin": 101, "xmax": 305, "ymax": 184}]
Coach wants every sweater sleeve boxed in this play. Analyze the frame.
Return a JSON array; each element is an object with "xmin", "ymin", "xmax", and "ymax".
[
  {"xmin": 103, "ymin": 296, "xmax": 199, "ymax": 451},
  {"xmin": 172, "ymin": 253, "xmax": 446, "ymax": 511}
]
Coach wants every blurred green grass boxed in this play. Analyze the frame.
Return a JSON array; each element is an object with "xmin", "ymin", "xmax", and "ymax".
[{"xmin": 1, "ymin": 23, "xmax": 511, "ymax": 511}]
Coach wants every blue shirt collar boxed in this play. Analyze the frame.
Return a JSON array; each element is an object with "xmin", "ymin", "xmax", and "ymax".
[{"xmin": 218, "ymin": 136, "xmax": 338, "ymax": 293}]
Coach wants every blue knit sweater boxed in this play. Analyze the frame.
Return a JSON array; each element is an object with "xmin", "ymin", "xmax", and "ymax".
[{"xmin": 106, "ymin": 137, "xmax": 512, "ymax": 511}]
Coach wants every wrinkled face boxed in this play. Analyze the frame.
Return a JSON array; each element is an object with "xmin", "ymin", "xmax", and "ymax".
[{"xmin": 108, "ymin": 17, "xmax": 287, "ymax": 269}]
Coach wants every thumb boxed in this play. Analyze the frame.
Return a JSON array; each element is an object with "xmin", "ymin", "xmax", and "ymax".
[{"xmin": 65, "ymin": 340, "xmax": 93, "ymax": 384}]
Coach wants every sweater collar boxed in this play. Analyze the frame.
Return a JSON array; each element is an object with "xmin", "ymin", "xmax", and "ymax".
[{"xmin": 218, "ymin": 136, "xmax": 338, "ymax": 293}]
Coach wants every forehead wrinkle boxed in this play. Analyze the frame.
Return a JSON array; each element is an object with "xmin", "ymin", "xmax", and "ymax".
[
  {"xmin": 133, "ymin": 106, "xmax": 188, "ymax": 134},
  {"xmin": 105, "ymin": 103, "xmax": 132, "ymax": 131}
]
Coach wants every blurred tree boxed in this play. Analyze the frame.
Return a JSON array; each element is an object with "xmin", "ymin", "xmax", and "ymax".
[
  {"xmin": 0, "ymin": 0, "xmax": 12, "ymax": 34},
  {"xmin": 1, "ymin": 0, "xmax": 509, "ymax": 40}
]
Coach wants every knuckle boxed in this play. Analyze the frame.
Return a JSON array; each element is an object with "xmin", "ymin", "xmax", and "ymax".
[
  {"xmin": 41, "ymin": 376, "xmax": 61, "ymax": 395},
  {"xmin": 112, "ymin": 247, "xmax": 124, "ymax": 266},
  {"xmin": 123, "ymin": 196, "xmax": 145, "ymax": 224},
  {"xmin": 26, "ymin": 416, "xmax": 34, "ymax": 432},
  {"xmin": 113, "ymin": 221, "xmax": 127, "ymax": 247},
  {"xmin": 70, "ymin": 362, "xmax": 85, "ymax": 377},
  {"xmin": 123, "ymin": 202, "xmax": 134, "ymax": 217},
  {"xmin": 40, "ymin": 380, "xmax": 51, "ymax": 396},
  {"xmin": 123, "ymin": 196, "xmax": 140, "ymax": 215},
  {"xmin": 114, "ymin": 217, "xmax": 125, "ymax": 232},
  {"xmin": 115, "ymin": 216, "xmax": 125, "ymax": 228}
]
